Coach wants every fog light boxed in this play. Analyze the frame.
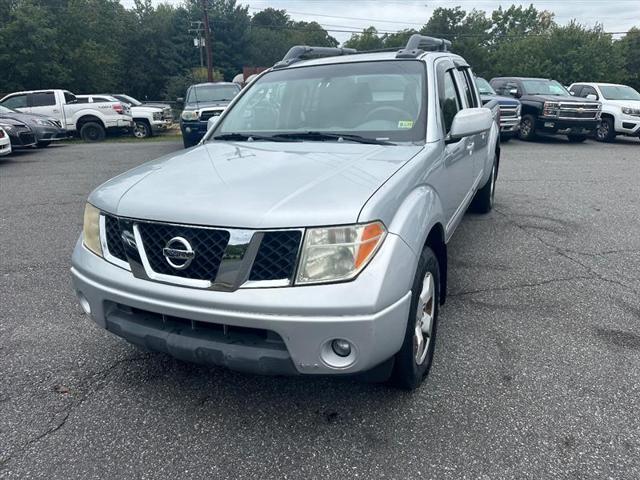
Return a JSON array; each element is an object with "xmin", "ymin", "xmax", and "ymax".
[
  {"xmin": 331, "ymin": 339, "xmax": 352, "ymax": 357},
  {"xmin": 185, "ymin": 127, "xmax": 191, "ymax": 133},
  {"xmin": 77, "ymin": 293, "xmax": 91, "ymax": 315}
]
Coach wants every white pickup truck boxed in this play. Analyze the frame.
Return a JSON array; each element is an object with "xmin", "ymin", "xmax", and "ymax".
[{"xmin": 0, "ymin": 89, "xmax": 133, "ymax": 142}]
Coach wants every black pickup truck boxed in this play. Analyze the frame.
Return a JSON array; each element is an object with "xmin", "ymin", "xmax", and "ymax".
[{"xmin": 490, "ymin": 77, "xmax": 601, "ymax": 142}]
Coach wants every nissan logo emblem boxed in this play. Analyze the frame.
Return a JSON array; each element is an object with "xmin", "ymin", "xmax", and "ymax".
[{"xmin": 162, "ymin": 236, "xmax": 195, "ymax": 270}]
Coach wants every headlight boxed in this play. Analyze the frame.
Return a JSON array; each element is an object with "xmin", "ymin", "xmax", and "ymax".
[
  {"xmin": 296, "ymin": 221, "xmax": 386, "ymax": 285},
  {"xmin": 622, "ymin": 106, "xmax": 640, "ymax": 116},
  {"xmin": 35, "ymin": 119, "xmax": 51, "ymax": 126},
  {"xmin": 543, "ymin": 101, "xmax": 560, "ymax": 117},
  {"xmin": 516, "ymin": 104, "xmax": 522, "ymax": 116},
  {"xmin": 0, "ymin": 124, "xmax": 15, "ymax": 131},
  {"xmin": 153, "ymin": 112, "xmax": 162, "ymax": 120},
  {"xmin": 83, "ymin": 203, "xmax": 102, "ymax": 257},
  {"xmin": 181, "ymin": 110, "xmax": 199, "ymax": 121}
]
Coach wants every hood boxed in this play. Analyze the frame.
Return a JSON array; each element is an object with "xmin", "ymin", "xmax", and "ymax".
[
  {"xmin": 130, "ymin": 105, "xmax": 162, "ymax": 114},
  {"xmin": 603, "ymin": 99, "xmax": 640, "ymax": 109},
  {"xmin": 91, "ymin": 142, "xmax": 423, "ymax": 228},
  {"xmin": 0, "ymin": 111, "xmax": 59, "ymax": 127},
  {"xmin": 480, "ymin": 94, "xmax": 520, "ymax": 106},
  {"xmin": 523, "ymin": 94, "xmax": 599, "ymax": 104},
  {"xmin": 142, "ymin": 102, "xmax": 171, "ymax": 109},
  {"xmin": 184, "ymin": 100, "xmax": 231, "ymax": 110},
  {"xmin": 0, "ymin": 116, "xmax": 30, "ymax": 127}
]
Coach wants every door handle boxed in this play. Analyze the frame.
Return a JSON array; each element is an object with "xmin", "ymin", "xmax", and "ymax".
[{"xmin": 466, "ymin": 142, "xmax": 474, "ymax": 154}]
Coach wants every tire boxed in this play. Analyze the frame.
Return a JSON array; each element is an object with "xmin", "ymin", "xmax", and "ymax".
[
  {"xmin": 133, "ymin": 120, "xmax": 152, "ymax": 139},
  {"xmin": 518, "ymin": 114, "xmax": 537, "ymax": 141},
  {"xmin": 567, "ymin": 134, "xmax": 587, "ymax": 143},
  {"xmin": 595, "ymin": 117, "xmax": 616, "ymax": 143},
  {"xmin": 390, "ymin": 246, "xmax": 440, "ymax": 390},
  {"xmin": 36, "ymin": 141, "xmax": 51, "ymax": 148},
  {"xmin": 470, "ymin": 155, "xmax": 497, "ymax": 214},
  {"xmin": 79, "ymin": 122, "xmax": 106, "ymax": 142}
]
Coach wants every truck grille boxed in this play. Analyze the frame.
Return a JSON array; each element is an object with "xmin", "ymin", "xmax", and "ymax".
[
  {"xmin": 137, "ymin": 222, "xmax": 230, "ymax": 281},
  {"xmin": 103, "ymin": 215, "xmax": 303, "ymax": 288},
  {"xmin": 162, "ymin": 107, "xmax": 173, "ymax": 121},
  {"xmin": 499, "ymin": 105, "xmax": 519, "ymax": 118},
  {"xmin": 200, "ymin": 110, "xmax": 224, "ymax": 122},
  {"xmin": 558, "ymin": 103, "xmax": 599, "ymax": 120}
]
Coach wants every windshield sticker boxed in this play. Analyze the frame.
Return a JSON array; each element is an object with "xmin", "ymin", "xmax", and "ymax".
[{"xmin": 398, "ymin": 120, "xmax": 414, "ymax": 129}]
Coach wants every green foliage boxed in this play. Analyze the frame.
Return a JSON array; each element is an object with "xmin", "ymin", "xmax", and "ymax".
[{"xmin": 0, "ymin": 2, "xmax": 638, "ymax": 100}]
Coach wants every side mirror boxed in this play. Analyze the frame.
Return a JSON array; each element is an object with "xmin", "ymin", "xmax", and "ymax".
[
  {"xmin": 207, "ymin": 116, "xmax": 219, "ymax": 131},
  {"xmin": 586, "ymin": 94, "xmax": 597, "ymax": 101},
  {"xmin": 508, "ymin": 88, "xmax": 521, "ymax": 98},
  {"xmin": 569, "ymin": 91, "xmax": 576, "ymax": 96},
  {"xmin": 448, "ymin": 108, "xmax": 493, "ymax": 142}
]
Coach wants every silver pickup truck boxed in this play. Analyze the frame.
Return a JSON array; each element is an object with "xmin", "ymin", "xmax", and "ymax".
[{"xmin": 71, "ymin": 35, "xmax": 500, "ymax": 390}]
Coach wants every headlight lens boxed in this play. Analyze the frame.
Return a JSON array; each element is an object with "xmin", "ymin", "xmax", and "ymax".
[
  {"xmin": 622, "ymin": 106, "xmax": 640, "ymax": 116},
  {"xmin": 153, "ymin": 111, "xmax": 162, "ymax": 120},
  {"xmin": 35, "ymin": 119, "xmax": 51, "ymax": 126},
  {"xmin": 83, "ymin": 203, "xmax": 102, "ymax": 257},
  {"xmin": 0, "ymin": 124, "xmax": 15, "ymax": 131},
  {"xmin": 181, "ymin": 110, "xmax": 199, "ymax": 121},
  {"xmin": 543, "ymin": 101, "xmax": 560, "ymax": 117},
  {"xmin": 296, "ymin": 221, "xmax": 386, "ymax": 285}
]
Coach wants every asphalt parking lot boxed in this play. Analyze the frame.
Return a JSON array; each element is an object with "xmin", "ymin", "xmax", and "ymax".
[{"xmin": 1, "ymin": 136, "xmax": 639, "ymax": 479}]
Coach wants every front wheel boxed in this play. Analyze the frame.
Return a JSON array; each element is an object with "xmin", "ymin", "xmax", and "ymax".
[
  {"xmin": 390, "ymin": 246, "xmax": 440, "ymax": 390},
  {"xmin": 133, "ymin": 120, "xmax": 152, "ymax": 139},
  {"xmin": 518, "ymin": 114, "xmax": 537, "ymax": 141},
  {"xmin": 595, "ymin": 117, "xmax": 616, "ymax": 142},
  {"xmin": 567, "ymin": 134, "xmax": 587, "ymax": 143}
]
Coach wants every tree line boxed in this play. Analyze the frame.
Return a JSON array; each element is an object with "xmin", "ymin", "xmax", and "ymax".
[{"xmin": 0, "ymin": 1, "xmax": 638, "ymax": 101}]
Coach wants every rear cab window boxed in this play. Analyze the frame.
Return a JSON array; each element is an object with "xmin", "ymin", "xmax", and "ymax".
[{"xmin": 30, "ymin": 92, "xmax": 56, "ymax": 107}]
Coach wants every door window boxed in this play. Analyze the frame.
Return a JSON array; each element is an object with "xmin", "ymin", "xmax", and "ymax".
[
  {"xmin": 581, "ymin": 86, "xmax": 599, "ymax": 99},
  {"xmin": 30, "ymin": 92, "xmax": 56, "ymax": 107},
  {"xmin": 2, "ymin": 94, "xmax": 27, "ymax": 109},
  {"xmin": 569, "ymin": 85, "xmax": 583, "ymax": 97},
  {"xmin": 439, "ymin": 70, "xmax": 462, "ymax": 134},
  {"xmin": 458, "ymin": 68, "xmax": 479, "ymax": 108}
]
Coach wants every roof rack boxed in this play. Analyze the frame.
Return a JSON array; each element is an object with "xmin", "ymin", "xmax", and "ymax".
[
  {"xmin": 396, "ymin": 34, "xmax": 451, "ymax": 58},
  {"xmin": 273, "ymin": 46, "xmax": 357, "ymax": 69}
]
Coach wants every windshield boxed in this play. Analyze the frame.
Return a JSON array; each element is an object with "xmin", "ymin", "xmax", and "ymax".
[
  {"xmin": 599, "ymin": 85, "xmax": 640, "ymax": 101},
  {"xmin": 212, "ymin": 60, "xmax": 426, "ymax": 144},
  {"xmin": 475, "ymin": 77, "xmax": 496, "ymax": 95},
  {"xmin": 0, "ymin": 105, "xmax": 19, "ymax": 114},
  {"xmin": 115, "ymin": 94, "xmax": 142, "ymax": 106},
  {"xmin": 521, "ymin": 79, "xmax": 570, "ymax": 96},
  {"xmin": 187, "ymin": 84, "xmax": 239, "ymax": 103}
]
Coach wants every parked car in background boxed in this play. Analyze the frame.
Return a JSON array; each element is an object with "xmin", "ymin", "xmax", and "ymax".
[
  {"xmin": 108, "ymin": 94, "xmax": 174, "ymax": 138},
  {"xmin": 179, "ymin": 82, "xmax": 241, "ymax": 148},
  {"xmin": 72, "ymin": 35, "xmax": 501, "ymax": 390},
  {"xmin": 0, "ymin": 90, "xmax": 133, "ymax": 142},
  {"xmin": 475, "ymin": 76, "xmax": 521, "ymax": 140},
  {"xmin": 0, "ymin": 127, "xmax": 12, "ymax": 156},
  {"xmin": 490, "ymin": 77, "xmax": 601, "ymax": 142},
  {"xmin": 568, "ymin": 82, "xmax": 640, "ymax": 142},
  {"xmin": 0, "ymin": 105, "xmax": 67, "ymax": 148},
  {"xmin": 0, "ymin": 117, "xmax": 36, "ymax": 149}
]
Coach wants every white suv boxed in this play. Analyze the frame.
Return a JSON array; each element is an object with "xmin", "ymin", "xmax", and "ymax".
[{"xmin": 569, "ymin": 82, "xmax": 640, "ymax": 142}]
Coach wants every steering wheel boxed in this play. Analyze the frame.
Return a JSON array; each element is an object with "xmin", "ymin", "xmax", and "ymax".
[{"xmin": 364, "ymin": 106, "xmax": 412, "ymax": 123}]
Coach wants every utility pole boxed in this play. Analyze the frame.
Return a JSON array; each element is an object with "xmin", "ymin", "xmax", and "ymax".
[
  {"xmin": 201, "ymin": 0, "xmax": 213, "ymax": 81},
  {"xmin": 189, "ymin": 21, "xmax": 204, "ymax": 68}
]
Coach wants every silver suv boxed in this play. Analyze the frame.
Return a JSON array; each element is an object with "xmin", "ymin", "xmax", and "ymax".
[{"xmin": 71, "ymin": 35, "xmax": 500, "ymax": 389}]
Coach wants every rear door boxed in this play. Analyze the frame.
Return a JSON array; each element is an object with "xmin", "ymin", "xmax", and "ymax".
[
  {"xmin": 436, "ymin": 59, "xmax": 474, "ymax": 224},
  {"xmin": 28, "ymin": 91, "xmax": 59, "ymax": 120}
]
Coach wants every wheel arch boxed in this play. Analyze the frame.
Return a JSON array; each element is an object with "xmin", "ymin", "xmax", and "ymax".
[
  {"xmin": 424, "ymin": 223, "xmax": 447, "ymax": 305},
  {"xmin": 76, "ymin": 115, "xmax": 105, "ymax": 130}
]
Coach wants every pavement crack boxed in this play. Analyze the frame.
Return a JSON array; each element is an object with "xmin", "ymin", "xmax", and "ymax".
[
  {"xmin": 494, "ymin": 208, "xmax": 639, "ymax": 296},
  {"xmin": 0, "ymin": 354, "xmax": 153, "ymax": 468}
]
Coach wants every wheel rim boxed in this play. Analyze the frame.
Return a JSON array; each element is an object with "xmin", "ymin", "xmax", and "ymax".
[
  {"xmin": 134, "ymin": 122, "xmax": 147, "ymax": 138},
  {"xmin": 520, "ymin": 119, "xmax": 531, "ymax": 137},
  {"xmin": 414, "ymin": 272, "xmax": 435, "ymax": 365},
  {"xmin": 87, "ymin": 127, "xmax": 98, "ymax": 140},
  {"xmin": 597, "ymin": 121, "xmax": 609, "ymax": 140}
]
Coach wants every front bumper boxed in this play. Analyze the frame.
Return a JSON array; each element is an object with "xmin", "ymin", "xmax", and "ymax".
[
  {"xmin": 614, "ymin": 114, "xmax": 640, "ymax": 135},
  {"xmin": 536, "ymin": 117, "xmax": 599, "ymax": 134},
  {"xmin": 180, "ymin": 121, "xmax": 208, "ymax": 143},
  {"xmin": 151, "ymin": 119, "xmax": 173, "ymax": 131},
  {"xmin": 34, "ymin": 126, "xmax": 68, "ymax": 143},
  {"xmin": 71, "ymin": 234, "xmax": 415, "ymax": 376},
  {"xmin": 499, "ymin": 117, "xmax": 520, "ymax": 134}
]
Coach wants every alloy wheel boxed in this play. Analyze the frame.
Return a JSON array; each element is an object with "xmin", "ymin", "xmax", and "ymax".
[{"xmin": 414, "ymin": 272, "xmax": 435, "ymax": 365}]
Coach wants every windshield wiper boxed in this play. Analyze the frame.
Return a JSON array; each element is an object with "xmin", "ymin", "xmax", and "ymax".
[
  {"xmin": 211, "ymin": 133, "xmax": 298, "ymax": 143},
  {"xmin": 272, "ymin": 131, "xmax": 395, "ymax": 145}
]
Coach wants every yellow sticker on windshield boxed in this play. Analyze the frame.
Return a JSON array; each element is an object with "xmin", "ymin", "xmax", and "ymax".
[{"xmin": 398, "ymin": 120, "xmax": 414, "ymax": 129}]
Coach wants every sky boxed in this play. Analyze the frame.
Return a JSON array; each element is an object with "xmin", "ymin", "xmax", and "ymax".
[{"xmin": 120, "ymin": 0, "xmax": 640, "ymax": 44}]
